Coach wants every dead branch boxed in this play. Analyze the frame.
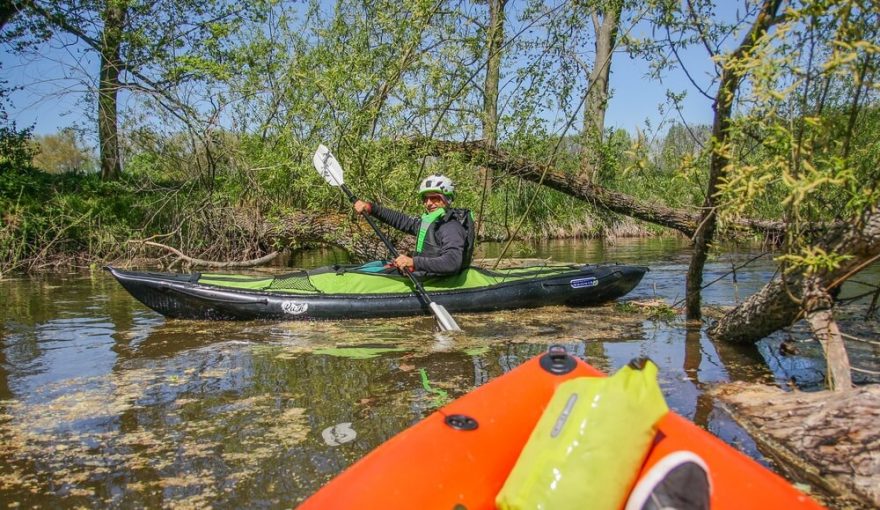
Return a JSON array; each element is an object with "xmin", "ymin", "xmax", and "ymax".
[{"xmin": 134, "ymin": 240, "xmax": 280, "ymax": 268}]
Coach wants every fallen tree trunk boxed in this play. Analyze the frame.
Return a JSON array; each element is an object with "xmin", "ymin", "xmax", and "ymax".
[
  {"xmin": 709, "ymin": 206, "xmax": 880, "ymax": 344},
  {"xmin": 417, "ymin": 139, "xmax": 788, "ymax": 240},
  {"xmin": 712, "ymin": 382, "xmax": 880, "ymax": 507}
]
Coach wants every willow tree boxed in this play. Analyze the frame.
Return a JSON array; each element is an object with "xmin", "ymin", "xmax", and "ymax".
[
  {"xmin": 645, "ymin": 0, "xmax": 879, "ymax": 389},
  {"xmin": 707, "ymin": 0, "xmax": 879, "ymax": 361},
  {"xmin": 685, "ymin": 0, "xmax": 784, "ymax": 321},
  {"xmin": 3, "ymin": 0, "xmax": 266, "ymax": 180}
]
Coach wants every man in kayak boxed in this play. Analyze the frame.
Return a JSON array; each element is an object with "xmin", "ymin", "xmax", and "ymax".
[{"xmin": 353, "ymin": 173, "xmax": 473, "ymax": 276}]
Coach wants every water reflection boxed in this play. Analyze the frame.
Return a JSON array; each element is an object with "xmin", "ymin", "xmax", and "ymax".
[{"xmin": 0, "ymin": 238, "xmax": 876, "ymax": 507}]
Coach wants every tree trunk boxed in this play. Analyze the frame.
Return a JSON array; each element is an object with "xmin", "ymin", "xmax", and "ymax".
[
  {"xmin": 98, "ymin": 2, "xmax": 125, "ymax": 181},
  {"xmin": 713, "ymin": 382, "xmax": 880, "ymax": 507},
  {"xmin": 580, "ymin": 2, "xmax": 621, "ymax": 181},
  {"xmin": 686, "ymin": 0, "xmax": 782, "ymax": 321},
  {"xmin": 476, "ymin": 0, "xmax": 506, "ymax": 236},
  {"xmin": 709, "ymin": 205, "xmax": 880, "ymax": 343},
  {"xmin": 482, "ymin": 0, "xmax": 504, "ymax": 150},
  {"xmin": 419, "ymin": 139, "xmax": 788, "ymax": 239}
]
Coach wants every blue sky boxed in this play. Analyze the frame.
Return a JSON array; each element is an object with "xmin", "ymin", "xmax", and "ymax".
[
  {"xmin": 2, "ymin": 41, "xmax": 99, "ymax": 136},
  {"xmin": 1, "ymin": 2, "xmax": 724, "ymax": 140}
]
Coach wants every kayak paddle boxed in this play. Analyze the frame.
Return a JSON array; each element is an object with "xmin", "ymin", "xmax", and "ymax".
[{"xmin": 312, "ymin": 144, "xmax": 462, "ymax": 332}]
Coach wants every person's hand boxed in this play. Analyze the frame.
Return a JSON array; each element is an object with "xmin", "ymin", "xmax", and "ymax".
[
  {"xmin": 393, "ymin": 254, "xmax": 414, "ymax": 272},
  {"xmin": 354, "ymin": 200, "xmax": 372, "ymax": 215}
]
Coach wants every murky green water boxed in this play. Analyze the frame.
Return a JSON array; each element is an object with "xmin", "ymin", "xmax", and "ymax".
[{"xmin": 1, "ymin": 238, "xmax": 877, "ymax": 508}]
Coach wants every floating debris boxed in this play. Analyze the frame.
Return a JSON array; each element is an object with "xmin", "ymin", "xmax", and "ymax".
[{"xmin": 321, "ymin": 423, "xmax": 357, "ymax": 446}]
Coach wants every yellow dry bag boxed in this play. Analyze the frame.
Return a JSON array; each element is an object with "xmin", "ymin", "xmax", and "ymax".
[{"xmin": 496, "ymin": 358, "xmax": 669, "ymax": 510}]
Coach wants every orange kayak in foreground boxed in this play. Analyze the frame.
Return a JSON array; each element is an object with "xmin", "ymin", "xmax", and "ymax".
[{"xmin": 299, "ymin": 348, "xmax": 822, "ymax": 509}]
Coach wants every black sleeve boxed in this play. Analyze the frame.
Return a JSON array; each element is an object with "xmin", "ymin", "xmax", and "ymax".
[
  {"xmin": 370, "ymin": 204, "xmax": 420, "ymax": 236},
  {"xmin": 413, "ymin": 220, "xmax": 466, "ymax": 275}
]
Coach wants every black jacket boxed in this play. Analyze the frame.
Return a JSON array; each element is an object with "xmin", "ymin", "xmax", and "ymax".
[{"xmin": 370, "ymin": 204, "xmax": 467, "ymax": 275}]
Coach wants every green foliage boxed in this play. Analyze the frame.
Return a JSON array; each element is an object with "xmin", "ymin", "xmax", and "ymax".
[
  {"xmin": 634, "ymin": 0, "xmax": 879, "ymax": 280},
  {"xmin": 707, "ymin": 0, "xmax": 879, "ymax": 272},
  {"xmin": 607, "ymin": 123, "xmax": 708, "ymax": 210},
  {"xmin": 0, "ymin": 162, "xmax": 237, "ymax": 271},
  {"xmin": 0, "ymin": 124, "xmax": 37, "ymax": 173},
  {"xmin": 776, "ymin": 247, "xmax": 854, "ymax": 275},
  {"xmin": 33, "ymin": 129, "xmax": 96, "ymax": 174},
  {"xmin": 0, "ymin": 168, "xmax": 140, "ymax": 269},
  {"xmin": 614, "ymin": 300, "xmax": 677, "ymax": 321},
  {"xmin": 3, "ymin": 0, "xmax": 271, "ymax": 179}
]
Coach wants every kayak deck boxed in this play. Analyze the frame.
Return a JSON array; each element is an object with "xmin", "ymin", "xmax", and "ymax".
[{"xmin": 299, "ymin": 348, "xmax": 822, "ymax": 509}]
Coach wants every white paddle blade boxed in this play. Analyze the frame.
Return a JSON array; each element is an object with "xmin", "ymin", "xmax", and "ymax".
[
  {"xmin": 429, "ymin": 302, "xmax": 462, "ymax": 332},
  {"xmin": 313, "ymin": 144, "xmax": 344, "ymax": 186}
]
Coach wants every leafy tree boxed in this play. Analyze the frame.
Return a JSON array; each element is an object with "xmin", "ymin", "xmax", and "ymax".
[
  {"xmin": 33, "ymin": 128, "xmax": 95, "ymax": 174},
  {"xmin": 2, "ymin": 0, "xmax": 268, "ymax": 180},
  {"xmin": 644, "ymin": 0, "xmax": 879, "ymax": 355}
]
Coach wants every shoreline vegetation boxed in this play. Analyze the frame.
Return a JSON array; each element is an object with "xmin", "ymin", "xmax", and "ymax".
[{"xmin": 0, "ymin": 144, "xmax": 680, "ymax": 275}]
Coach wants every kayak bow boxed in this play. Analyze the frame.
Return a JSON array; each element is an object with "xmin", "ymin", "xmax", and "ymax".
[{"xmin": 299, "ymin": 347, "xmax": 823, "ymax": 509}]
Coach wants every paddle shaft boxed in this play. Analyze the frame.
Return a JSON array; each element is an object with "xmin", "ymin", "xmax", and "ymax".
[{"xmin": 338, "ymin": 184, "xmax": 435, "ymax": 304}]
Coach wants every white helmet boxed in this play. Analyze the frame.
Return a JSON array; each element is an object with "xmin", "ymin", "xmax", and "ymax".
[{"xmin": 419, "ymin": 174, "xmax": 455, "ymax": 201}]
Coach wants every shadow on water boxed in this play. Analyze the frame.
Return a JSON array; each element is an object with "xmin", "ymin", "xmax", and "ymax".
[{"xmin": 0, "ymin": 238, "xmax": 877, "ymax": 508}]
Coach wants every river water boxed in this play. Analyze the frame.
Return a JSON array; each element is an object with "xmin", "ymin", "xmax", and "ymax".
[{"xmin": 1, "ymin": 238, "xmax": 877, "ymax": 508}]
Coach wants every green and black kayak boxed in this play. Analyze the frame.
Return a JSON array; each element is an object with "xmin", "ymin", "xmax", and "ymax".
[{"xmin": 106, "ymin": 263, "xmax": 647, "ymax": 321}]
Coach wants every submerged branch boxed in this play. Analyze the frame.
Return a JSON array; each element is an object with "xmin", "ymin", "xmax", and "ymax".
[{"xmin": 710, "ymin": 205, "xmax": 880, "ymax": 344}]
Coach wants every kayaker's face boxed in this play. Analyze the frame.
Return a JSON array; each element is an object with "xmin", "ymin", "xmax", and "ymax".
[{"xmin": 422, "ymin": 193, "xmax": 446, "ymax": 213}]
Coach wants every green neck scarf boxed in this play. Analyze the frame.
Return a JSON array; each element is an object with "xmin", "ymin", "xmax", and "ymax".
[{"xmin": 416, "ymin": 208, "xmax": 446, "ymax": 253}]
